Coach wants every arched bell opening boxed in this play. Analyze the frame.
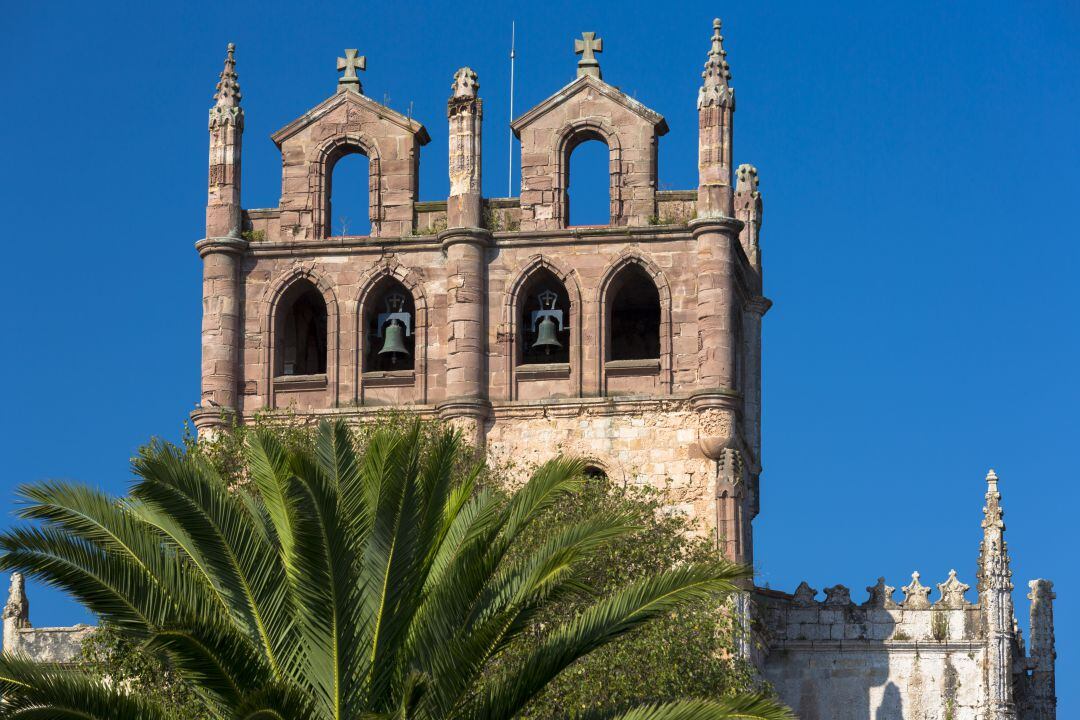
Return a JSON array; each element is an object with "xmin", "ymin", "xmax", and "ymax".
[
  {"xmin": 518, "ymin": 269, "xmax": 571, "ymax": 366},
  {"xmin": 325, "ymin": 144, "xmax": 373, "ymax": 237},
  {"xmin": 607, "ymin": 264, "xmax": 661, "ymax": 361},
  {"xmin": 363, "ymin": 280, "xmax": 416, "ymax": 372},
  {"xmin": 275, "ymin": 280, "xmax": 328, "ymax": 377},
  {"xmin": 565, "ymin": 133, "xmax": 611, "ymax": 227}
]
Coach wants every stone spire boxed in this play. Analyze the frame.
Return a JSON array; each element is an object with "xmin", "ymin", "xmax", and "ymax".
[
  {"xmin": 698, "ymin": 18, "xmax": 734, "ymax": 109},
  {"xmin": 978, "ymin": 469, "xmax": 1012, "ymax": 594},
  {"xmin": 1026, "ymin": 579, "xmax": 1057, "ymax": 720},
  {"xmin": 696, "ymin": 18, "xmax": 736, "ymax": 219},
  {"xmin": 198, "ymin": 42, "xmax": 247, "ymax": 434},
  {"xmin": 213, "ymin": 42, "xmax": 242, "ymax": 110},
  {"xmin": 978, "ymin": 469, "xmax": 1018, "ymax": 720},
  {"xmin": 3, "ymin": 573, "xmax": 30, "ymax": 654}
]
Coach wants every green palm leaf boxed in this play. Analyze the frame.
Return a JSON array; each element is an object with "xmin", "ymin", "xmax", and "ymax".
[{"xmin": 0, "ymin": 419, "xmax": 789, "ymax": 720}]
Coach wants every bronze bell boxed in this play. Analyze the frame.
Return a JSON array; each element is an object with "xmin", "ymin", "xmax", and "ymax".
[
  {"xmin": 532, "ymin": 315, "xmax": 562, "ymax": 353},
  {"xmin": 379, "ymin": 319, "xmax": 409, "ymax": 359}
]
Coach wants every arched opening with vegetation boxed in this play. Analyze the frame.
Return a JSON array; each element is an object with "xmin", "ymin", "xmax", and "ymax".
[
  {"xmin": 276, "ymin": 280, "xmax": 328, "ymax": 377},
  {"xmin": 518, "ymin": 268, "xmax": 571, "ymax": 365},
  {"xmin": 327, "ymin": 149, "xmax": 371, "ymax": 236},
  {"xmin": 363, "ymin": 279, "xmax": 416, "ymax": 372},
  {"xmin": 607, "ymin": 264, "xmax": 661, "ymax": 361},
  {"xmin": 565, "ymin": 136, "xmax": 610, "ymax": 227}
]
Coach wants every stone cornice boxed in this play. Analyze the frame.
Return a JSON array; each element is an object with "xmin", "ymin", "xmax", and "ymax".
[
  {"xmin": 195, "ymin": 236, "xmax": 248, "ymax": 258},
  {"xmin": 239, "ymin": 224, "xmax": 696, "ymax": 257},
  {"xmin": 438, "ymin": 227, "xmax": 493, "ymax": 250},
  {"xmin": 687, "ymin": 216, "xmax": 744, "ymax": 238},
  {"xmin": 745, "ymin": 296, "xmax": 773, "ymax": 316},
  {"xmin": 436, "ymin": 397, "xmax": 492, "ymax": 420}
]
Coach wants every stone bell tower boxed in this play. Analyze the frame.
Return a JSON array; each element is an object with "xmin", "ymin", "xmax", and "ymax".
[{"xmin": 193, "ymin": 21, "xmax": 769, "ymax": 563}]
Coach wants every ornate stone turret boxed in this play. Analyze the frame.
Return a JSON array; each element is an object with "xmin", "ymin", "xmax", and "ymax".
[
  {"xmin": 697, "ymin": 18, "xmax": 735, "ymax": 219},
  {"xmin": 3, "ymin": 573, "xmax": 29, "ymax": 654},
  {"xmin": 1027, "ymin": 579, "xmax": 1057, "ymax": 720},
  {"xmin": 194, "ymin": 43, "xmax": 247, "ymax": 433},
  {"xmin": 686, "ymin": 20, "xmax": 753, "ymax": 566},
  {"xmin": 439, "ymin": 67, "xmax": 490, "ymax": 446},
  {"xmin": 734, "ymin": 164, "xmax": 762, "ymax": 272},
  {"xmin": 978, "ymin": 469, "xmax": 1018, "ymax": 720}
]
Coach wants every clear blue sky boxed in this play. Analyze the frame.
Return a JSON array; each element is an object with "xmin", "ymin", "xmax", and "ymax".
[{"xmin": 2, "ymin": 0, "xmax": 1077, "ymax": 712}]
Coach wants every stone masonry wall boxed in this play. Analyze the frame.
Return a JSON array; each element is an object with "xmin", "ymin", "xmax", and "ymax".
[
  {"xmin": 233, "ymin": 226, "xmax": 738, "ymax": 414},
  {"xmin": 757, "ymin": 578, "xmax": 987, "ymax": 720}
]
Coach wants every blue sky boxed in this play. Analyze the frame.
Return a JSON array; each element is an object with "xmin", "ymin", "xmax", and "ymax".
[{"xmin": 2, "ymin": 0, "xmax": 1077, "ymax": 712}]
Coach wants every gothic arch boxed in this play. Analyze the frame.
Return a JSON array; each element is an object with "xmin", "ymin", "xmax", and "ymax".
[
  {"xmin": 263, "ymin": 265, "xmax": 340, "ymax": 407},
  {"xmin": 353, "ymin": 261, "xmax": 429, "ymax": 403},
  {"xmin": 555, "ymin": 118, "xmax": 623, "ymax": 227},
  {"xmin": 596, "ymin": 250, "xmax": 673, "ymax": 394},
  {"xmin": 309, "ymin": 133, "xmax": 383, "ymax": 239},
  {"xmin": 502, "ymin": 255, "xmax": 584, "ymax": 398}
]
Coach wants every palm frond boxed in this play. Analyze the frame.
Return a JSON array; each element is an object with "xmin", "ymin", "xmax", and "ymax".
[
  {"xmin": 471, "ymin": 562, "xmax": 750, "ymax": 720},
  {"xmin": 0, "ymin": 654, "xmax": 182, "ymax": 720},
  {"xmin": 582, "ymin": 696, "xmax": 795, "ymax": 720}
]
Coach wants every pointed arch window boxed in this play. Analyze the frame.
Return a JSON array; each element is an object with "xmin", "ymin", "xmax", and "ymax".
[
  {"xmin": 276, "ymin": 281, "xmax": 328, "ymax": 377},
  {"xmin": 607, "ymin": 264, "xmax": 660, "ymax": 361},
  {"xmin": 519, "ymin": 269, "xmax": 571, "ymax": 366},
  {"xmin": 363, "ymin": 280, "xmax": 416, "ymax": 372}
]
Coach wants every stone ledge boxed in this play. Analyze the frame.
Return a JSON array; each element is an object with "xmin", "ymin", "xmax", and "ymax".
[
  {"xmin": 273, "ymin": 373, "xmax": 328, "ymax": 391},
  {"xmin": 605, "ymin": 358, "xmax": 661, "ymax": 376},
  {"xmin": 516, "ymin": 363, "xmax": 571, "ymax": 381},
  {"xmin": 361, "ymin": 370, "xmax": 416, "ymax": 388}
]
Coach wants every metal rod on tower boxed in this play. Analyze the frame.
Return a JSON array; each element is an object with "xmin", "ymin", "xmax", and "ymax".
[{"xmin": 508, "ymin": 20, "xmax": 516, "ymax": 198}]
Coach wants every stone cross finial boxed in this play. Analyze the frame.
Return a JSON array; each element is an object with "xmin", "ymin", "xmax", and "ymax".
[
  {"xmin": 337, "ymin": 49, "xmax": 367, "ymax": 94},
  {"xmin": 213, "ymin": 42, "xmax": 242, "ymax": 108},
  {"xmin": 574, "ymin": 32, "xmax": 603, "ymax": 79},
  {"xmin": 452, "ymin": 67, "xmax": 479, "ymax": 99}
]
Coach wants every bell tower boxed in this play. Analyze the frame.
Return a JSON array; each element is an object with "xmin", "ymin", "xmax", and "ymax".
[{"xmin": 194, "ymin": 22, "xmax": 769, "ymax": 562}]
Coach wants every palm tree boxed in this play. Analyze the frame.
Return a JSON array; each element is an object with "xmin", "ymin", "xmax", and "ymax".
[{"xmin": 0, "ymin": 421, "xmax": 791, "ymax": 720}]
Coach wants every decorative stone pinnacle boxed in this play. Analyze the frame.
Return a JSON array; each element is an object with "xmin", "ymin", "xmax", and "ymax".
[
  {"xmin": 451, "ymin": 67, "xmax": 479, "ymax": 99},
  {"xmin": 3, "ymin": 573, "xmax": 28, "ymax": 626},
  {"xmin": 901, "ymin": 571, "xmax": 931, "ymax": 609},
  {"xmin": 213, "ymin": 42, "xmax": 242, "ymax": 108},
  {"xmin": 698, "ymin": 18, "xmax": 734, "ymax": 109},
  {"xmin": 986, "ymin": 468, "xmax": 998, "ymax": 488},
  {"xmin": 736, "ymin": 164, "xmax": 759, "ymax": 194},
  {"xmin": 574, "ymin": 32, "xmax": 603, "ymax": 79},
  {"xmin": 865, "ymin": 577, "xmax": 898, "ymax": 608},
  {"xmin": 337, "ymin": 49, "xmax": 367, "ymax": 94},
  {"xmin": 935, "ymin": 569, "xmax": 972, "ymax": 608}
]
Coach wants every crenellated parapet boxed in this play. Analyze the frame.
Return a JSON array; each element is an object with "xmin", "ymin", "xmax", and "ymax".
[{"xmin": 756, "ymin": 469, "xmax": 1056, "ymax": 719}]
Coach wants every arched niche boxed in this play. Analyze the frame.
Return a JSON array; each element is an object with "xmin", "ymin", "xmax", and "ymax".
[
  {"xmin": 355, "ymin": 263, "xmax": 429, "ymax": 406},
  {"xmin": 597, "ymin": 253, "xmax": 672, "ymax": 396},
  {"xmin": 503, "ymin": 256, "xmax": 583, "ymax": 401},
  {"xmin": 264, "ymin": 269, "xmax": 339, "ymax": 410}
]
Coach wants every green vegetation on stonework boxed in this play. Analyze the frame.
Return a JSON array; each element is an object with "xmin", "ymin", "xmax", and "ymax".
[{"xmin": 0, "ymin": 417, "xmax": 791, "ymax": 720}]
